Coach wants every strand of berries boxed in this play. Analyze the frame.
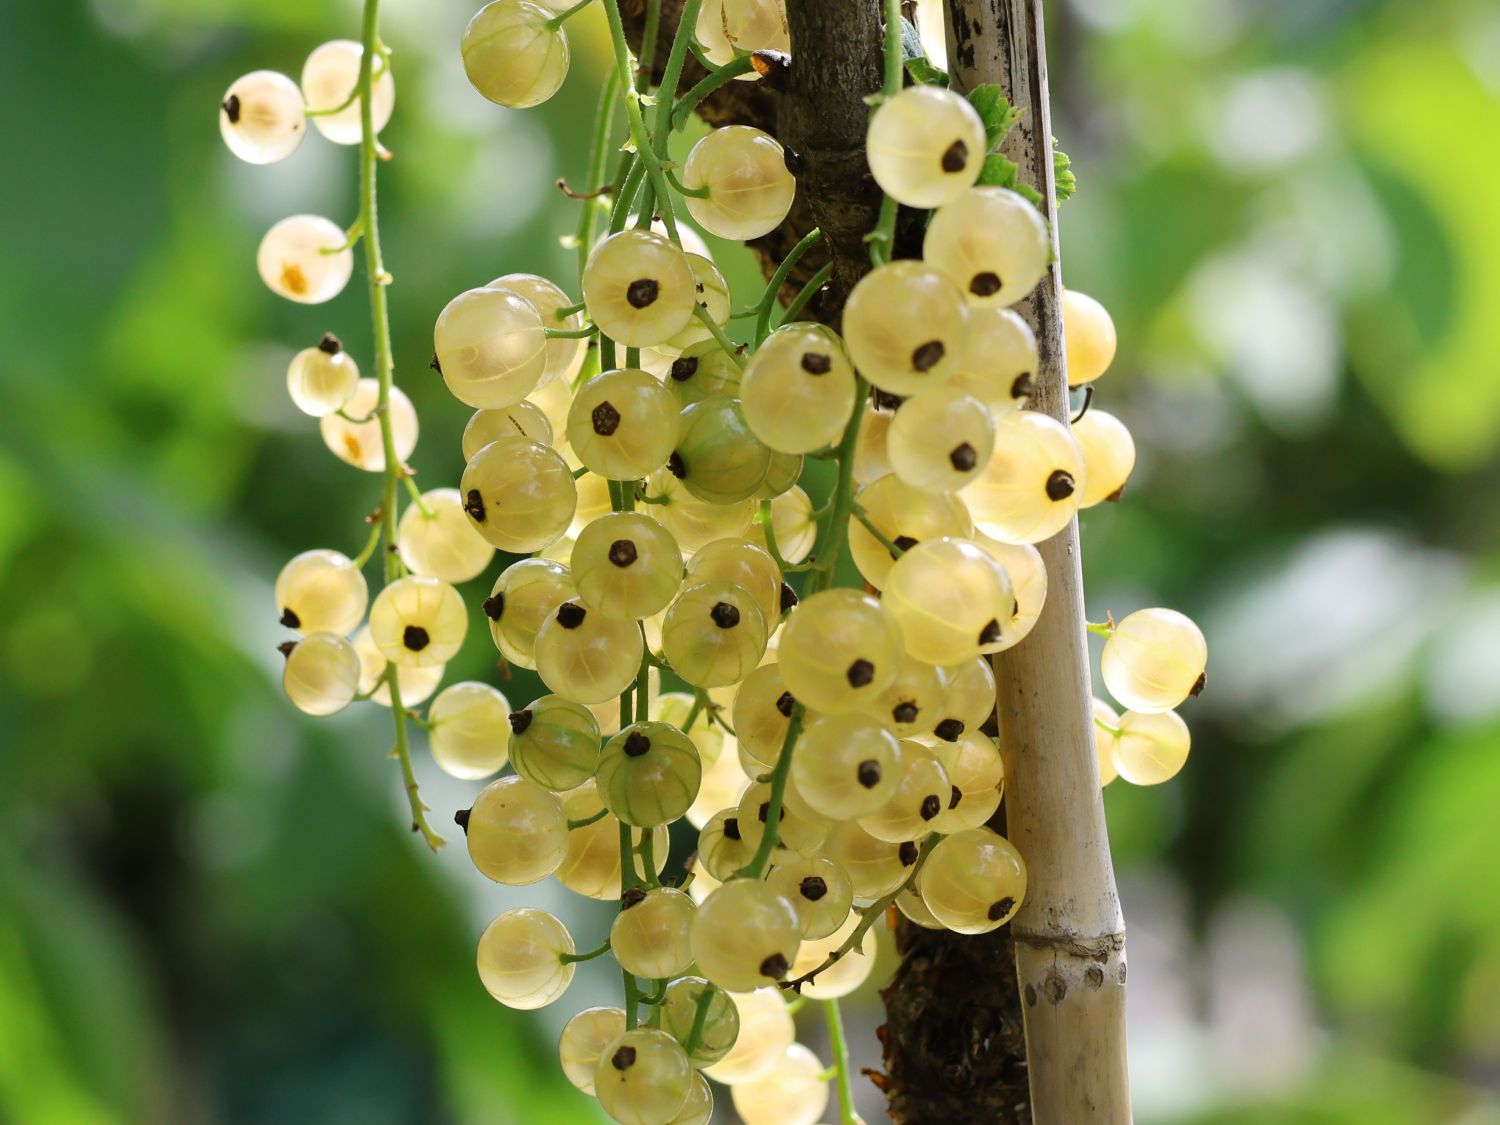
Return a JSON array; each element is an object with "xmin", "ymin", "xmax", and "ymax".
[{"xmin": 220, "ymin": 0, "xmax": 1208, "ymax": 1120}]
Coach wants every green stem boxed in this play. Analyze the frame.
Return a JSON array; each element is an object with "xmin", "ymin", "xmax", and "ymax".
[
  {"xmin": 780, "ymin": 262, "xmax": 833, "ymax": 325},
  {"xmin": 1086, "ymin": 621, "xmax": 1114, "ymax": 637},
  {"xmin": 851, "ymin": 503, "xmax": 906, "ymax": 560},
  {"xmin": 864, "ymin": 0, "xmax": 905, "ymax": 267},
  {"xmin": 306, "ymin": 50, "xmax": 389, "ymax": 117},
  {"xmin": 573, "ymin": 71, "xmax": 620, "ymax": 277},
  {"xmin": 568, "ymin": 808, "xmax": 609, "ymax": 831},
  {"xmin": 351, "ymin": 517, "xmax": 383, "ymax": 569},
  {"xmin": 666, "ymin": 167, "xmax": 711, "ymax": 198},
  {"xmin": 636, "ymin": 0, "xmax": 661, "ymax": 92},
  {"xmin": 736, "ymin": 706, "xmax": 803, "ymax": 879},
  {"xmin": 545, "ymin": 0, "xmax": 596, "ymax": 29},
  {"xmin": 545, "ymin": 325, "xmax": 597, "ymax": 339},
  {"xmin": 602, "ymin": 0, "xmax": 679, "ymax": 241},
  {"xmin": 682, "ymin": 985, "xmax": 717, "ymax": 1056},
  {"xmin": 652, "ymin": 0, "xmax": 705, "ymax": 151},
  {"xmin": 692, "ymin": 305, "xmax": 745, "ymax": 368},
  {"xmin": 560, "ymin": 939, "xmax": 612, "ymax": 964},
  {"xmin": 356, "ymin": 0, "xmax": 441, "ymax": 852},
  {"xmin": 1094, "ymin": 717, "xmax": 1123, "ymax": 738},
  {"xmin": 401, "ymin": 473, "xmax": 431, "ymax": 516},
  {"xmin": 754, "ymin": 227, "xmax": 822, "ymax": 345},
  {"xmin": 825, "ymin": 1000, "xmax": 859, "ymax": 1123},
  {"xmin": 670, "ymin": 54, "xmax": 756, "ymax": 129}
]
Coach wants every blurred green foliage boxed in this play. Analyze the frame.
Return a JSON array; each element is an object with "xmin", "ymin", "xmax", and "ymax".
[{"xmin": 1, "ymin": 0, "xmax": 1498, "ymax": 1122}]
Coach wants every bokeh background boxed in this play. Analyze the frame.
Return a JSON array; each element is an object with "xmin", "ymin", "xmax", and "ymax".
[{"xmin": 3, "ymin": 0, "xmax": 1499, "ymax": 1121}]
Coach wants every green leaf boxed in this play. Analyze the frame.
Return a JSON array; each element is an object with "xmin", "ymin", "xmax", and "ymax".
[
  {"xmin": 1013, "ymin": 182, "xmax": 1045, "ymax": 207},
  {"xmin": 900, "ymin": 18, "xmax": 948, "ymax": 85},
  {"xmin": 1053, "ymin": 148, "xmax": 1076, "ymax": 202},
  {"xmin": 976, "ymin": 152, "xmax": 1020, "ymax": 189},
  {"xmin": 966, "ymin": 84, "xmax": 1023, "ymax": 150}
]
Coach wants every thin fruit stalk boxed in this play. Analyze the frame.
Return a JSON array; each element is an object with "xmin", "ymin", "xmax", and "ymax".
[
  {"xmin": 948, "ymin": 0, "xmax": 1131, "ymax": 1120},
  {"xmin": 357, "ymin": 0, "xmax": 443, "ymax": 850}
]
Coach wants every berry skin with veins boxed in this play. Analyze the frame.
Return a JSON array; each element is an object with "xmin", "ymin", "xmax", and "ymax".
[
  {"xmin": 866, "ymin": 85, "xmax": 987, "ymax": 208},
  {"xmin": 301, "ymin": 38, "xmax": 394, "ymax": 145}
]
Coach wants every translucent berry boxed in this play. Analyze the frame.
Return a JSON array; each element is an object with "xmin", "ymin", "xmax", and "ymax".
[
  {"xmin": 1099, "ymin": 607, "xmax": 1207, "ymax": 713},
  {"xmin": 397, "ymin": 488, "xmax": 495, "ymax": 583},
  {"xmin": 924, "ymin": 187, "xmax": 1051, "ymax": 308},
  {"xmin": 583, "ymin": 229, "xmax": 698, "ymax": 347},
  {"xmin": 690, "ymin": 879, "xmax": 801, "ymax": 994},
  {"xmin": 682, "ymin": 125, "xmax": 796, "ymax": 241},
  {"xmin": 1111, "ymin": 708, "xmax": 1190, "ymax": 785},
  {"xmin": 483, "ymin": 557, "xmax": 575, "ymax": 669},
  {"xmin": 866, "ymin": 85, "xmax": 986, "ymax": 208},
  {"xmin": 258, "ymin": 215, "xmax": 353, "ymax": 304},
  {"xmin": 1062, "ymin": 289, "xmax": 1117, "ymax": 386},
  {"xmin": 465, "ymin": 775, "xmax": 568, "ymax": 884},
  {"xmin": 461, "ymin": 436, "xmax": 577, "ymax": 553},
  {"xmin": 964, "ymin": 410, "xmax": 1086, "ymax": 545},
  {"xmin": 790, "ymin": 712, "xmax": 901, "ymax": 821},
  {"xmin": 319, "ymin": 379, "xmax": 417, "ymax": 471},
  {"xmin": 610, "ymin": 888, "xmax": 696, "ymax": 979},
  {"xmin": 842, "ymin": 261, "xmax": 968, "ymax": 395},
  {"xmin": 427, "ymin": 681, "xmax": 511, "ymax": 779},
  {"xmin": 301, "ymin": 39, "xmax": 394, "ymax": 145},
  {"xmin": 1071, "ymin": 408, "xmax": 1136, "ymax": 508},
  {"xmin": 475, "ymin": 907, "xmax": 575, "ymax": 1008},
  {"xmin": 508, "ymin": 694, "xmax": 601, "ymax": 791},
  {"xmin": 662, "ymin": 580, "xmax": 768, "ymax": 689},
  {"xmin": 883, "ymin": 537, "xmax": 1015, "ymax": 665},
  {"xmin": 534, "ymin": 601, "xmax": 645, "ymax": 705},
  {"xmin": 886, "ymin": 386, "xmax": 995, "ymax": 492},
  {"xmin": 594, "ymin": 1028, "xmax": 693, "ymax": 1125},
  {"xmin": 282, "ymin": 633, "xmax": 360, "ymax": 716},
  {"xmin": 597, "ymin": 721, "xmax": 702, "ymax": 827},
  {"xmin": 673, "ymin": 395, "xmax": 772, "ymax": 505},
  {"xmin": 847, "ymin": 472, "xmax": 973, "ymax": 590},
  {"xmin": 462, "ymin": 0, "xmax": 570, "ymax": 109},
  {"xmin": 920, "ymin": 827, "xmax": 1027, "ymax": 934},
  {"xmin": 740, "ymin": 323, "xmax": 857, "ymax": 454},
  {"xmin": 275, "ymin": 548, "xmax": 368, "ymax": 636},
  {"xmin": 778, "ymin": 589, "xmax": 902, "ymax": 714},
  {"xmin": 368, "ymin": 575, "xmax": 468, "ymax": 667},
  {"xmin": 219, "ymin": 70, "xmax": 305, "ymax": 164},
  {"xmin": 434, "ymin": 286, "xmax": 548, "ymax": 409},
  {"xmin": 566, "ymin": 368, "xmax": 682, "ymax": 480},
  {"xmin": 286, "ymin": 335, "xmax": 359, "ymax": 417}
]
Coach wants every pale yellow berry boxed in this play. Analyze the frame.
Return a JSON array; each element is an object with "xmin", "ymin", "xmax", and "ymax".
[
  {"xmin": 301, "ymin": 39, "xmax": 394, "ymax": 145},
  {"xmin": 1100, "ymin": 607, "xmax": 1207, "ymax": 713},
  {"xmin": 282, "ymin": 633, "xmax": 360, "ymax": 716},
  {"xmin": 319, "ymin": 379, "xmax": 418, "ymax": 472},
  {"xmin": 1072, "ymin": 409, "xmax": 1136, "ymax": 508},
  {"xmin": 257, "ymin": 215, "xmax": 353, "ymax": 304},
  {"xmin": 1062, "ymin": 289, "xmax": 1117, "ymax": 386},
  {"xmin": 397, "ymin": 489, "xmax": 495, "ymax": 583}
]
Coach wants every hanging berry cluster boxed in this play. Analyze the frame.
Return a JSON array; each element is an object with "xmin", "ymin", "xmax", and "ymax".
[{"xmin": 220, "ymin": 0, "xmax": 1207, "ymax": 1121}]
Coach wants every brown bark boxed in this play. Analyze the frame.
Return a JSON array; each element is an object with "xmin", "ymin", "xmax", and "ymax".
[{"xmin": 620, "ymin": 0, "xmax": 895, "ymax": 316}]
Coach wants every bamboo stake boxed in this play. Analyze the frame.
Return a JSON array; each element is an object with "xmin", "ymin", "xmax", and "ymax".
[{"xmin": 945, "ymin": 2, "xmax": 1133, "ymax": 1120}]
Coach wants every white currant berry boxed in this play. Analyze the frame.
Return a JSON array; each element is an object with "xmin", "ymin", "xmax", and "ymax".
[
  {"xmin": 461, "ymin": 401, "xmax": 554, "ymax": 460},
  {"xmin": 1062, "ymin": 289, "xmax": 1117, "ymax": 386},
  {"xmin": 219, "ymin": 70, "xmax": 306, "ymax": 164},
  {"xmin": 948, "ymin": 306, "xmax": 1039, "ymax": 415},
  {"xmin": 476, "ymin": 907, "xmax": 575, "ymax": 1009},
  {"xmin": 275, "ymin": 548, "xmax": 368, "ymax": 636},
  {"xmin": 924, "ymin": 186, "xmax": 1051, "ymax": 307},
  {"xmin": 368, "ymin": 575, "xmax": 468, "ymax": 667},
  {"xmin": 594, "ymin": 1029, "xmax": 693, "ymax": 1125},
  {"xmin": 740, "ymin": 323, "xmax": 857, "ymax": 454},
  {"xmin": 397, "ymin": 488, "xmax": 495, "ymax": 583},
  {"xmin": 883, "ymin": 537, "xmax": 1015, "ymax": 665},
  {"xmin": 583, "ymin": 229, "xmax": 698, "ymax": 348},
  {"xmin": 1111, "ymin": 708, "xmax": 1190, "ymax": 785},
  {"xmin": 282, "ymin": 633, "xmax": 360, "ymax": 717},
  {"xmin": 487, "ymin": 273, "xmax": 587, "ymax": 385},
  {"xmin": 434, "ymin": 286, "xmax": 548, "ymax": 409},
  {"xmin": 427, "ymin": 681, "xmax": 511, "ymax": 780},
  {"xmin": 921, "ymin": 827, "xmax": 1027, "ymax": 934},
  {"xmin": 257, "ymin": 215, "xmax": 354, "ymax": 304},
  {"xmin": 963, "ymin": 410, "xmax": 1085, "ymax": 545},
  {"xmin": 319, "ymin": 379, "xmax": 418, "ymax": 472},
  {"xmin": 610, "ymin": 887, "xmax": 696, "ymax": 979},
  {"xmin": 847, "ymin": 472, "xmax": 973, "ymax": 590},
  {"xmin": 559, "ymin": 1007, "xmax": 627, "ymax": 1096},
  {"xmin": 690, "ymin": 879, "xmax": 801, "ymax": 994},
  {"xmin": 462, "ymin": 0, "xmax": 571, "ymax": 109},
  {"xmin": 351, "ymin": 625, "xmax": 444, "ymax": 708},
  {"xmin": 460, "ymin": 435, "xmax": 577, "ymax": 553},
  {"xmin": 695, "ymin": 0, "xmax": 789, "ymax": 70},
  {"xmin": 886, "ymin": 386, "xmax": 995, "ymax": 492},
  {"xmin": 866, "ymin": 85, "xmax": 986, "ymax": 208},
  {"xmin": 1099, "ymin": 607, "xmax": 1207, "ymax": 713},
  {"xmin": 730, "ymin": 1043, "xmax": 829, "ymax": 1125},
  {"xmin": 286, "ymin": 334, "xmax": 359, "ymax": 417},
  {"xmin": 301, "ymin": 39, "xmax": 395, "ymax": 145},
  {"xmin": 702, "ymin": 989, "xmax": 793, "ymax": 1085},
  {"xmin": 1072, "ymin": 408, "xmax": 1136, "ymax": 508},
  {"xmin": 682, "ymin": 126, "xmax": 797, "ymax": 241},
  {"xmin": 842, "ymin": 260, "xmax": 969, "ymax": 396}
]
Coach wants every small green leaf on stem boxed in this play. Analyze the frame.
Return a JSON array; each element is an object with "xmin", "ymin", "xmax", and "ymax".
[{"xmin": 967, "ymin": 84, "xmax": 1023, "ymax": 150}]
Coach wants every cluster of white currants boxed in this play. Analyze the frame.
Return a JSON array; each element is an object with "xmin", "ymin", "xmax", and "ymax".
[
  {"xmin": 221, "ymin": 41, "xmax": 396, "ymax": 304},
  {"xmin": 226, "ymin": 1, "xmax": 1207, "ymax": 1121}
]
